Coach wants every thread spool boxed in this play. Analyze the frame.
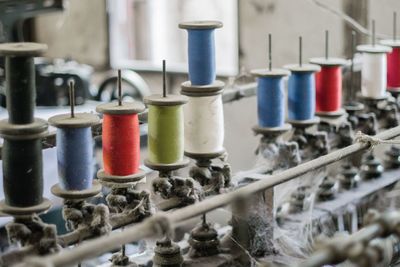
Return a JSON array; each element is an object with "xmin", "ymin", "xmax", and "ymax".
[
  {"xmin": 180, "ymin": 81, "xmax": 224, "ymax": 156},
  {"xmin": 251, "ymin": 68, "xmax": 290, "ymax": 128},
  {"xmin": 0, "ymin": 43, "xmax": 51, "ymax": 214},
  {"xmin": 309, "ymin": 58, "xmax": 347, "ymax": 115},
  {"xmin": 285, "ymin": 64, "xmax": 321, "ymax": 122},
  {"xmin": 358, "ymin": 20, "xmax": 392, "ymax": 99},
  {"xmin": 144, "ymin": 94, "xmax": 188, "ymax": 166},
  {"xmin": 381, "ymin": 40, "xmax": 400, "ymax": 91},
  {"xmin": 357, "ymin": 45, "xmax": 392, "ymax": 99},
  {"xmin": 49, "ymin": 113, "xmax": 99, "ymax": 191},
  {"xmin": 179, "ymin": 21, "xmax": 222, "ymax": 85},
  {"xmin": 97, "ymin": 71, "xmax": 146, "ymax": 186}
]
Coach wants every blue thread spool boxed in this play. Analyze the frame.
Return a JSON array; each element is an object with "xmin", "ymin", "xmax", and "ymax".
[
  {"xmin": 179, "ymin": 21, "xmax": 223, "ymax": 85},
  {"xmin": 285, "ymin": 64, "xmax": 321, "ymax": 121},
  {"xmin": 49, "ymin": 113, "xmax": 100, "ymax": 191},
  {"xmin": 251, "ymin": 69, "xmax": 290, "ymax": 128}
]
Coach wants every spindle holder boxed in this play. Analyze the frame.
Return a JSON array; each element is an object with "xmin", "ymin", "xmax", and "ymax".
[
  {"xmin": 359, "ymin": 94, "xmax": 399, "ymax": 129},
  {"xmin": 309, "ymin": 57, "xmax": 348, "ymax": 118},
  {"xmin": 181, "ymin": 81, "xmax": 231, "ymax": 195},
  {"xmin": 0, "ymin": 43, "xmax": 51, "ymax": 216}
]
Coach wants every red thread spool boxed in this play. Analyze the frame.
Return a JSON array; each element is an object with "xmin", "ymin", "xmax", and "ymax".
[
  {"xmin": 310, "ymin": 57, "xmax": 347, "ymax": 114},
  {"xmin": 103, "ymin": 114, "xmax": 140, "ymax": 175},
  {"xmin": 96, "ymin": 102, "xmax": 145, "ymax": 176},
  {"xmin": 315, "ymin": 66, "xmax": 342, "ymax": 112},
  {"xmin": 387, "ymin": 47, "xmax": 400, "ymax": 89}
]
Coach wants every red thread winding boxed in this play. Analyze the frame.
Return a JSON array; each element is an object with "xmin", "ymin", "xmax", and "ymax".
[
  {"xmin": 315, "ymin": 66, "xmax": 342, "ymax": 112},
  {"xmin": 103, "ymin": 114, "xmax": 140, "ymax": 176},
  {"xmin": 387, "ymin": 47, "xmax": 400, "ymax": 89}
]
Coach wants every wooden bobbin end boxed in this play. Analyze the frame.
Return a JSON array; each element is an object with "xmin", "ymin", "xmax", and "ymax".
[
  {"xmin": 0, "ymin": 118, "xmax": 48, "ymax": 140},
  {"xmin": 144, "ymin": 158, "xmax": 190, "ymax": 172},
  {"xmin": 96, "ymin": 101, "xmax": 145, "ymax": 115},
  {"xmin": 0, "ymin": 198, "xmax": 52, "ymax": 217},
  {"xmin": 356, "ymin": 44, "xmax": 392, "ymax": 54},
  {"xmin": 380, "ymin": 39, "xmax": 400, "ymax": 48},
  {"xmin": 252, "ymin": 124, "xmax": 292, "ymax": 136},
  {"xmin": 181, "ymin": 80, "xmax": 225, "ymax": 97},
  {"xmin": 179, "ymin": 21, "xmax": 223, "ymax": 30},
  {"xmin": 288, "ymin": 117, "xmax": 321, "ymax": 128},
  {"xmin": 316, "ymin": 108, "xmax": 346, "ymax": 118},
  {"xmin": 0, "ymin": 42, "xmax": 47, "ymax": 56},
  {"xmin": 359, "ymin": 93, "xmax": 389, "ymax": 102},
  {"xmin": 344, "ymin": 102, "xmax": 365, "ymax": 112},
  {"xmin": 251, "ymin": 68, "xmax": 290, "ymax": 77},
  {"xmin": 51, "ymin": 180, "xmax": 102, "ymax": 200},
  {"xmin": 284, "ymin": 63, "xmax": 321, "ymax": 73},
  {"xmin": 49, "ymin": 113, "xmax": 100, "ymax": 128},
  {"xmin": 184, "ymin": 149, "xmax": 226, "ymax": 160},
  {"xmin": 97, "ymin": 169, "xmax": 146, "ymax": 186},
  {"xmin": 144, "ymin": 94, "xmax": 188, "ymax": 106},
  {"xmin": 309, "ymin": 57, "xmax": 348, "ymax": 66}
]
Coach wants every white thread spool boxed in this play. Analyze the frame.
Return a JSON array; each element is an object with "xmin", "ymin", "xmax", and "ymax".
[
  {"xmin": 357, "ymin": 45, "xmax": 392, "ymax": 99},
  {"xmin": 181, "ymin": 81, "xmax": 225, "ymax": 155}
]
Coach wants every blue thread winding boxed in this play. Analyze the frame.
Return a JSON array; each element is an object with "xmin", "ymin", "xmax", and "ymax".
[
  {"xmin": 288, "ymin": 72, "xmax": 315, "ymax": 121},
  {"xmin": 257, "ymin": 76, "xmax": 285, "ymax": 127},
  {"xmin": 187, "ymin": 29, "xmax": 216, "ymax": 85},
  {"xmin": 57, "ymin": 127, "xmax": 93, "ymax": 190}
]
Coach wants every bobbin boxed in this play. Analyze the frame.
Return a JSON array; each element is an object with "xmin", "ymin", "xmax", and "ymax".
[
  {"xmin": 380, "ymin": 39, "xmax": 400, "ymax": 92},
  {"xmin": 96, "ymin": 101, "xmax": 146, "ymax": 186},
  {"xmin": 180, "ymin": 80, "xmax": 225, "ymax": 97},
  {"xmin": 0, "ymin": 42, "xmax": 51, "ymax": 216},
  {"xmin": 49, "ymin": 112, "xmax": 101, "ymax": 197},
  {"xmin": 251, "ymin": 68, "xmax": 292, "ymax": 135},
  {"xmin": 285, "ymin": 63, "xmax": 321, "ymax": 124},
  {"xmin": 179, "ymin": 20, "xmax": 222, "ymax": 86},
  {"xmin": 309, "ymin": 57, "xmax": 348, "ymax": 117},
  {"xmin": 51, "ymin": 180, "xmax": 102, "ymax": 200}
]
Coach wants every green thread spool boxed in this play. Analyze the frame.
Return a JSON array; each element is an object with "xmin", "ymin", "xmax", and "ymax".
[{"xmin": 145, "ymin": 94, "xmax": 188, "ymax": 164}]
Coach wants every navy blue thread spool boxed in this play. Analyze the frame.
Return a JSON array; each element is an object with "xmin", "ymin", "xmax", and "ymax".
[
  {"xmin": 49, "ymin": 82, "xmax": 100, "ymax": 192},
  {"xmin": 179, "ymin": 21, "xmax": 223, "ymax": 85},
  {"xmin": 285, "ymin": 37, "xmax": 320, "ymax": 122}
]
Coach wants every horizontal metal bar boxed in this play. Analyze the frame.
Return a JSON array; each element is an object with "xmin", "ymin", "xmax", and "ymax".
[{"xmin": 30, "ymin": 125, "xmax": 400, "ymax": 267}]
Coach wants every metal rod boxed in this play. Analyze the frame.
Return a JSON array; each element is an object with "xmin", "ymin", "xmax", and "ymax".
[
  {"xmin": 350, "ymin": 30, "xmax": 356, "ymax": 102},
  {"xmin": 394, "ymin": 12, "xmax": 397, "ymax": 41},
  {"xmin": 299, "ymin": 36, "xmax": 303, "ymax": 67},
  {"xmin": 325, "ymin": 30, "xmax": 329, "ymax": 60},
  {"xmin": 117, "ymin": 69, "xmax": 122, "ymax": 106},
  {"xmin": 268, "ymin": 33, "xmax": 272, "ymax": 71},
  {"xmin": 32, "ymin": 125, "xmax": 400, "ymax": 267},
  {"xmin": 69, "ymin": 80, "xmax": 75, "ymax": 118},
  {"xmin": 372, "ymin": 19, "xmax": 376, "ymax": 46},
  {"xmin": 162, "ymin": 59, "xmax": 166, "ymax": 98}
]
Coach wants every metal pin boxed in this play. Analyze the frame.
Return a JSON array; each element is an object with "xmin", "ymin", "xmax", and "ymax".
[
  {"xmin": 350, "ymin": 31, "xmax": 356, "ymax": 101},
  {"xmin": 69, "ymin": 80, "xmax": 75, "ymax": 118},
  {"xmin": 372, "ymin": 19, "xmax": 376, "ymax": 46},
  {"xmin": 394, "ymin": 12, "xmax": 397, "ymax": 41},
  {"xmin": 299, "ymin": 36, "xmax": 303, "ymax": 67},
  {"xmin": 163, "ymin": 60, "xmax": 167, "ymax": 98},
  {"xmin": 268, "ymin": 33, "xmax": 272, "ymax": 71},
  {"xmin": 117, "ymin": 69, "xmax": 122, "ymax": 106},
  {"xmin": 325, "ymin": 30, "xmax": 329, "ymax": 60},
  {"xmin": 202, "ymin": 213, "xmax": 206, "ymax": 225}
]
